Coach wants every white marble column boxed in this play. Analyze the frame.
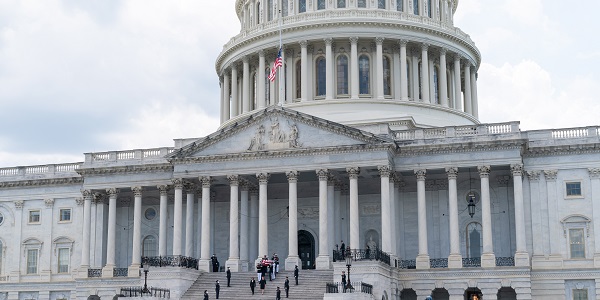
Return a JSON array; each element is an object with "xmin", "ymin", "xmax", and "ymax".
[
  {"xmin": 378, "ymin": 166, "xmax": 392, "ymax": 253},
  {"xmin": 334, "ymin": 183, "xmax": 343, "ymax": 249},
  {"xmin": 231, "ymin": 65, "xmax": 239, "ymax": 117},
  {"xmin": 415, "ymin": 169, "xmax": 430, "ymax": 269},
  {"xmin": 240, "ymin": 182, "xmax": 250, "ymax": 271},
  {"xmin": 185, "ymin": 183, "xmax": 195, "ymax": 258},
  {"xmin": 528, "ymin": 170, "xmax": 543, "ymax": 261},
  {"xmin": 102, "ymin": 188, "xmax": 119, "ymax": 277},
  {"xmin": 420, "ymin": 43, "xmax": 430, "ymax": 103},
  {"xmin": 411, "ymin": 49, "xmax": 420, "ymax": 100},
  {"xmin": 316, "ymin": 169, "xmax": 331, "ymax": 269},
  {"xmin": 300, "ymin": 41, "xmax": 308, "ymax": 102},
  {"xmin": 79, "ymin": 190, "xmax": 92, "ymax": 277},
  {"xmin": 325, "ymin": 38, "xmax": 334, "ymax": 100},
  {"xmin": 392, "ymin": 44, "xmax": 401, "ymax": 101},
  {"xmin": 195, "ymin": 186, "xmax": 203, "ymax": 259},
  {"xmin": 453, "ymin": 55, "xmax": 462, "ymax": 111},
  {"xmin": 258, "ymin": 51, "xmax": 266, "ymax": 109},
  {"xmin": 158, "ymin": 185, "xmax": 169, "ymax": 257},
  {"xmin": 198, "ymin": 176, "xmax": 212, "ymax": 272},
  {"xmin": 327, "ymin": 175, "xmax": 336, "ymax": 255},
  {"xmin": 470, "ymin": 67, "xmax": 479, "ymax": 118},
  {"xmin": 257, "ymin": 173, "xmax": 270, "ymax": 259},
  {"xmin": 172, "ymin": 179, "xmax": 184, "ymax": 256},
  {"xmin": 347, "ymin": 167, "xmax": 360, "ymax": 249},
  {"xmin": 285, "ymin": 171, "xmax": 301, "ymax": 270},
  {"xmin": 242, "ymin": 57, "xmax": 250, "ymax": 113},
  {"xmin": 399, "ymin": 40, "xmax": 409, "ymax": 101},
  {"xmin": 376, "ymin": 37, "xmax": 385, "ymax": 100},
  {"xmin": 350, "ymin": 37, "xmax": 359, "ymax": 99},
  {"xmin": 223, "ymin": 72, "xmax": 230, "ymax": 121},
  {"xmin": 463, "ymin": 62, "xmax": 472, "ymax": 114},
  {"xmin": 511, "ymin": 164, "xmax": 529, "ymax": 267},
  {"xmin": 446, "ymin": 167, "xmax": 462, "ymax": 268},
  {"xmin": 428, "ymin": 57, "xmax": 435, "ymax": 103},
  {"xmin": 439, "ymin": 48, "xmax": 448, "ymax": 107},
  {"xmin": 129, "ymin": 187, "xmax": 143, "ymax": 276},
  {"xmin": 544, "ymin": 170, "xmax": 562, "ymax": 266},
  {"xmin": 589, "ymin": 168, "xmax": 600, "ymax": 266},
  {"xmin": 389, "ymin": 175, "xmax": 398, "ymax": 258},
  {"xmin": 249, "ymin": 187, "xmax": 259, "ymax": 264},
  {"xmin": 478, "ymin": 166, "xmax": 496, "ymax": 268},
  {"xmin": 226, "ymin": 175, "xmax": 241, "ymax": 271}
]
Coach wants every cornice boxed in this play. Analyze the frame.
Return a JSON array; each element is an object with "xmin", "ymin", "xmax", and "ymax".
[
  {"xmin": 0, "ymin": 177, "xmax": 83, "ymax": 189},
  {"xmin": 76, "ymin": 164, "xmax": 174, "ymax": 176},
  {"xmin": 396, "ymin": 139, "xmax": 527, "ymax": 156},
  {"xmin": 524, "ymin": 143, "xmax": 600, "ymax": 157}
]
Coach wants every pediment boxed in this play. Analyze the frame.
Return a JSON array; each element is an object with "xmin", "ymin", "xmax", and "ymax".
[{"xmin": 168, "ymin": 106, "xmax": 393, "ymax": 160}]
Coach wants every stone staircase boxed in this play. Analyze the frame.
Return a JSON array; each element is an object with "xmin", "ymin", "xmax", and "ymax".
[{"xmin": 182, "ymin": 269, "xmax": 333, "ymax": 300}]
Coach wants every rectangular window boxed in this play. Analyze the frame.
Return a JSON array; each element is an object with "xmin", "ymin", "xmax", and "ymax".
[
  {"xmin": 59, "ymin": 208, "xmax": 71, "ymax": 222},
  {"xmin": 569, "ymin": 228, "xmax": 585, "ymax": 259},
  {"xmin": 29, "ymin": 210, "xmax": 40, "ymax": 224},
  {"xmin": 27, "ymin": 249, "xmax": 38, "ymax": 274},
  {"xmin": 566, "ymin": 182, "xmax": 582, "ymax": 197},
  {"xmin": 58, "ymin": 248, "xmax": 70, "ymax": 273},
  {"xmin": 573, "ymin": 289, "xmax": 588, "ymax": 300}
]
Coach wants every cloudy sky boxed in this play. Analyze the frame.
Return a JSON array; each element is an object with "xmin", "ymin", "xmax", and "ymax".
[{"xmin": 0, "ymin": 0, "xmax": 598, "ymax": 168}]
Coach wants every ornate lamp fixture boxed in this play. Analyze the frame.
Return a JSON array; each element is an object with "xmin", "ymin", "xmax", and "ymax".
[{"xmin": 467, "ymin": 169, "xmax": 476, "ymax": 218}]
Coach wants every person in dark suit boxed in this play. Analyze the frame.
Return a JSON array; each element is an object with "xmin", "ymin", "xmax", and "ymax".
[
  {"xmin": 341, "ymin": 271, "xmax": 347, "ymax": 292},
  {"xmin": 215, "ymin": 280, "xmax": 220, "ymax": 299},
  {"xmin": 226, "ymin": 267, "xmax": 231, "ymax": 287},
  {"xmin": 276, "ymin": 286, "xmax": 281, "ymax": 300},
  {"xmin": 340, "ymin": 241, "xmax": 346, "ymax": 257},
  {"xmin": 268, "ymin": 264, "xmax": 273, "ymax": 281},
  {"xmin": 259, "ymin": 277, "xmax": 266, "ymax": 295},
  {"xmin": 284, "ymin": 276, "xmax": 290, "ymax": 298},
  {"xmin": 294, "ymin": 265, "xmax": 299, "ymax": 285},
  {"xmin": 203, "ymin": 290, "xmax": 209, "ymax": 300},
  {"xmin": 250, "ymin": 277, "xmax": 256, "ymax": 295}
]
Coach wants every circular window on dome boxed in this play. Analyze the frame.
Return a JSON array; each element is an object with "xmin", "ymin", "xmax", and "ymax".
[{"xmin": 144, "ymin": 208, "xmax": 156, "ymax": 221}]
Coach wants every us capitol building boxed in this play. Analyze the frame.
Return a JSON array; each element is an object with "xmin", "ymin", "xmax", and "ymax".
[{"xmin": 1, "ymin": 1, "xmax": 599, "ymax": 299}]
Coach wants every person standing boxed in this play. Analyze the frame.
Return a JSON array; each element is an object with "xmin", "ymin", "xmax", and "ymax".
[
  {"xmin": 276, "ymin": 287, "xmax": 281, "ymax": 300},
  {"xmin": 203, "ymin": 290, "xmax": 209, "ymax": 300},
  {"xmin": 284, "ymin": 276, "xmax": 290, "ymax": 298},
  {"xmin": 341, "ymin": 271, "xmax": 347, "ymax": 292},
  {"xmin": 294, "ymin": 265, "xmax": 299, "ymax": 285},
  {"xmin": 226, "ymin": 267, "xmax": 231, "ymax": 287},
  {"xmin": 215, "ymin": 280, "xmax": 220, "ymax": 299},
  {"xmin": 256, "ymin": 263, "xmax": 262, "ymax": 282},
  {"xmin": 250, "ymin": 277, "xmax": 256, "ymax": 295},
  {"xmin": 340, "ymin": 240, "xmax": 345, "ymax": 257},
  {"xmin": 260, "ymin": 277, "xmax": 267, "ymax": 295}
]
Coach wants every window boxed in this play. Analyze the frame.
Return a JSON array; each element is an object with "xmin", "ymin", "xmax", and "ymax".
[
  {"xmin": 282, "ymin": 0, "xmax": 288, "ymax": 16},
  {"xmin": 267, "ymin": 0, "xmax": 273, "ymax": 21},
  {"xmin": 59, "ymin": 208, "xmax": 71, "ymax": 222},
  {"xmin": 58, "ymin": 248, "xmax": 70, "ymax": 273},
  {"xmin": 295, "ymin": 60, "xmax": 302, "ymax": 99},
  {"xmin": 566, "ymin": 182, "xmax": 582, "ymax": 197},
  {"xmin": 257, "ymin": 3, "xmax": 261, "ymax": 24},
  {"xmin": 570, "ymin": 228, "xmax": 585, "ymax": 259},
  {"xmin": 0, "ymin": 212, "xmax": 4, "ymax": 226},
  {"xmin": 316, "ymin": 57, "xmax": 326, "ymax": 97},
  {"xmin": 433, "ymin": 66, "xmax": 439, "ymax": 103},
  {"xmin": 466, "ymin": 222, "xmax": 482, "ymax": 258},
  {"xmin": 397, "ymin": 0, "xmax": 403, "ymax": 11},
  {"xmin": 358, "ymin": 0, "xmax": 366, "ymax": 8},
  {"xmin": 338, "ymin": 0, "xmax": 346, "ymax": 8},
  {"xmin": 359, "ymin": 55, "xmax": 370, "ymax": 94},
  {"xmin": 383, "ymin": 56, "xmax": 391, "ymax": 96},
  {"xmin": 29, "ymin": 210, "xmax": 40, "ymax": 224},
  {"xmin": 336, "ymin": 55, "xmax": 349, "ymax": 95},
  {"xmin": 143, "ymin": 236, "xmax": 157, "ymax": 257},
  {"xmin": 145, "ymin": 207, "xmax": 156, "ymax": 221},
  {"xmin": 299, "ymin": 0, "xmax": 306, "ymax": 13},
  {"xmin": 265, "ymin": 67, "xmax": 271, "ymax": 103},
  {"xmin": 427, "ymin": 0, "xmax": 432, "ymax": 17},
  {"xmin": 413, "ymin": 0, "xmax": 419, "ymax": 15},
  {"xmin": 27, "ymin": 249, "xmax": 38, "ymax": 274},
  {"xmin": 378, "ymin": 0, "xmax": 386, "ymax": 9},
  {"xmin": 573, "ymin": 289, "xmax": 588, "ymax": 300},
  {"xmin": 318, "ymin": 0, "xmax": 325, "ymax": 10}
]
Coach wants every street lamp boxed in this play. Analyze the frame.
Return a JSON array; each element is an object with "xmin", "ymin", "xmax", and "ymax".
[
  {"xmin": 345, "ymin": 253, "xmax": 353, "ymax": 291},
  {"xmin": 142, "ymin": 261, "xmax": 150, "ymax": 294}
]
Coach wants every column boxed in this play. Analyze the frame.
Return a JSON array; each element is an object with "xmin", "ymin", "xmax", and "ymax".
[
  {"xmin": 528, "ymin": 170, "xmax": 543, "ymax": 262},
  {"xmin": 590, "ymin": 168, "xmax": 600, "ymax": 266},
  {"xmin": 378, "ymin": 166, "xmax": 392, "ymax": 253},
  {"xmin": 463, "ymin": 62, "xmax": 472, "ymax": 114},
  {"xmin": 198, "ymin": 176, "xmax": 212, "ymax": 272},
  {"xmin": 185, "ymin": 183, "xmax": 195, "ymax": 258},
  {"xmin": 446, "ymin": 167, "xmax": 462, "ymax": 268},
  {"xmin": 389, "ymin": 175, "xmax": 398, "ymax": 258},
  {"xmin": 79, "ymin": 190, "xmax": 92, "ymax": 277},
  {"xmin": 325, "ymin": 38, "xmax": 334, "ymax": 100},
  {"xmin": 220, "ymin": 76, "xmax": 225, "ymax": 123},
  {"xmin": 258, "ymin": 51, "xmax": 266, "ymax": 109},
  {"xmin": 240, "ymin": 182, "xmax": 250, "ymax": 271},
  {"xmin": 350, "ymin": 37, "xmax": 359, "ymax": 99},
  {"xmin": 478, "ymin": 166, "xmax": 496, "ymax": 268},
  {"xmin": 231, "ymin": 65, "xmax": 239, "ymax": 116},
  {"xmin": 249, "ymin": 187, "xmax": 259, "ymax": 265},
  {"xmin": 415, "ymin": 170, "xmax": 430, "ymax": 269},
  {"xmin": 453, "ymin": 55, "xmax": 462, "ymax": 111},
  {"xmin": 544, "ymin": 170, "xmax": 563, "ymax": 266},
  {"xmin": 392, "ymin": 44, "xmax": 401, "ymax": 101},
  {"xmin": 223, "ymin": 72, "xmax": 230, "ymax": 121},
  {"xmin": 285, "ymin": 171, "xmax": 301, "ymax": 270},
  {"xmin": 511, "ymin": 164, "xmax": 530, "ymax": 266},
  {"xmin": 334, "ymin": 183, "xmax": 343, "ymax": 251},
  {"xmin": 439, "ymin": 49, "xmax": 448, "ymax": 107},
  {"xmin": 420, "ymin": 43, "xmax": 430, "ymax": 103},
  {"xmin": 129, "ymin": 187, "xmax": 143, "ymax": 276},
  {"xmin": 242, "ymin": 57, "xmax": 250, "ymax": 113},
  {"xmin": 300, "ymin": 41, "xmax": 308, "ymax": 102},
  {"xmin": 102, "ymin": 188, "xmax": 119, "ymax": 277},
  {"xmin": 327, "ymin": 175, "xmax": 335, "ymax": 255},
  {"xmin": 399, "ymin": 40, "xmax": 409, "ymax": 101},
  {"xmin": 226, "ymin": 175, "xmax": 241, "ymax": 271},
  {"xmin": 429, "ymin": 57, "xmax": 435, "ymax": 103},
  {"xmin": 347, "ymin": 167, "xmax": 360, "ymax": 249},
  {"xmin": 376, "ymin": 37, "xmax": 385, "ymax": 100},
  {"xmin": 470, "ymin": 67, "xmax": 479, "ymax": 118},
  {"xmin": 172, "ymin": 179, "xmax": 184, "ymax": 256},
  {"xmin": 285, "ymin": 49, "xmax": 294, "ymax": 102},
  {"xmin": 195, "ymin": 186, "xmax": 203, "ymax": 259},
  {"xmin": 316, "ymin": 169, "xmax": 331, "ymax": 269},
  {"xmin": 158, "ymin": 185, "xmax": 169, "ymax": 257},
  {"xmin": 411, "ymin": 49, "xmax": 419, "ymax": 100},
  {"xmin": 257, "ymin": 173, "xmax": 270, "ymax": 260}
]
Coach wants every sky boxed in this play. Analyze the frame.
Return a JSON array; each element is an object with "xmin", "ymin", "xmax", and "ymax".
[{"xmin": 0, "ymin": 0, "xmax": 598, "ymax": 168}]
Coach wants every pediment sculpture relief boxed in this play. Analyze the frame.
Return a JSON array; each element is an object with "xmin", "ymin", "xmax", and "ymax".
[{"xmin": 248, "ymin": 117, "xmax": 301, "ymax": 151}]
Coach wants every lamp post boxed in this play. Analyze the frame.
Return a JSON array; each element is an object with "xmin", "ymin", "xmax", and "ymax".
[
  {"xmin": 142, "ymin": 261, "xmax": 150, "ymax": 294},
  {"xmin": 468, "ymin": 193, "xmax": 476, "ymax": 218},
  {"xmin": 345, "ymin": 253, "xmax": 353, "ymax": 291}
]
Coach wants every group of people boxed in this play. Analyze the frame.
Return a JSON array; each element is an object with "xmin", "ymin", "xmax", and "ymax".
[{"xmin": 256, "ymin": 254, "xmax": 279, "ymax": 282}]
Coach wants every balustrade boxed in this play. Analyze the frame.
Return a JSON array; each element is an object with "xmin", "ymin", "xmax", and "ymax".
[
  {"xmin": 142, "ymin": 255, "xmax": 199, "ymax": 269},
  {"xmin": 88, "ymin": 268, "xmax": 102, "ymax": 278}
]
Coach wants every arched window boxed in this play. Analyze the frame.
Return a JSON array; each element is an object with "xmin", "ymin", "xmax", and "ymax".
[
  {"xmin": 418, "ymin": 61, "xmax": 423, "ymax": 99},
  {"xmin": 338, "ymin": 0, "xmax": 346, "ymax": 8},
  {"xmin": 318, "ymin": 0, "xmax": 326, "ymax": 10},
  {"xmin": 265, "ymin": 67, "xmax": 271, "ymax": 103},
  {"xmin": 315, "ymin": 57, "xmax": 326, "ymax": 97},
  {"xmin": 433, "ymin": 66, "xmax": 439, "ymax": 103},
  {"xmin": 383, "ymin": 56, "xmax": 391, "ymax": 96},
  {"xmin": 299, "ymin": 0, "xmax": 307, "ymax": 13},
  {"xmin": 142, "ymin": 236, "xmax": 157, "ymax": 257},
  {"xmin": 336, "ymin": 55, "xmax": 349, "ymax": 95},
  {"xmin": 359, "ymin": 55, "xmax": 370, "ymax": 95},
  {"xmin": 378, "ymin": 0, "xmax": 386, "ymax": 9},
  {"xmin": 257, "ymin": 2, "xmax": 261, "ymax": 24},
  {"xmin": 358, "ymin": 0, "xmax": 367, "ymax": 8},
  {"xmin": 268, "ymin": 0, "xmax": 273, "ymax": 21},
  {"xmin": 397, "ymin": 0, "xmax": 403, "ymax": 11},
  {"xmin": 466, "ymin": 222, "xmax": 482, "ymax": 258},
  {"xmin": 413, "ymin": 0, "xmax": 419, "ymax": 15},
  {"xmin": 295, "ymin": 60, "xmax": 302, "ymax": 99}
]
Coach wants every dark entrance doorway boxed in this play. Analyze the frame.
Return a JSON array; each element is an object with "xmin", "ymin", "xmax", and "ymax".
[
  {"xmin": 298, "ymin": 230, "xmax": 315, "ymax": 269},
  {"xmin": 464, "ymin": 288, "xmax": 482, "ymax": 300},
  {"xmin": 498, "ymin": 287, "xmax": 517, "ymax": 300}
]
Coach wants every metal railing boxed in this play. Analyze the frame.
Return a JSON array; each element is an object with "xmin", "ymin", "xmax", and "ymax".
[
  {"xmin": 398, "ymin": 259, "xmax": 416, "ymax": 269},
  {"xmin": 114, "ymin": 268, "xmax": 128, "ymax": 277},
  {"xmin": 142, "ymin": 255, "xmax": 198, "ymax": 269},
  {"xmin": 325, "ymin": 282, "xmax": 372, "ymax": 294},
  {"xmin": 333, "ymin": 248, "xmax": 391, "ymax": 266},
  {"xmin": 462, "ymin": 257, "xmax": 481, "ymax": 268},
  {"xmin": 495, "ymin": 256, "xmax": 515, "ymax": 267},
  {"xmin": 119, "ymin": 287, "xmax": 170, "ymax": 298},
  {"xmin": 430, "ymin": 258, "xmax": 448, "ymax": 269},
  {"xmin": 88, "ymin": 268, "xmax": 102, "ymax": 278}
]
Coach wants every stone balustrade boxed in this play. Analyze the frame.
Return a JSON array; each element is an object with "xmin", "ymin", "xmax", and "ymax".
[
  {"xmin": 83, "ymin": 147, "xmax": 175, "ymax": 166},
  {"xmin": 392, "ymin": 122, "xmax": 521, "ymax": 142}
]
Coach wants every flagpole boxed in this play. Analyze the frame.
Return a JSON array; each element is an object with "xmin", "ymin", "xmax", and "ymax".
[{"xmin": 277, "ymin": 1, "xmax": 284, "ymax": 107}]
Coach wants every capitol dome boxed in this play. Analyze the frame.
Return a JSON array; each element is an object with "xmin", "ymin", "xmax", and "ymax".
[{"xmin": 216, "ymin": 0, "xmax": 480, "ymax": 131}]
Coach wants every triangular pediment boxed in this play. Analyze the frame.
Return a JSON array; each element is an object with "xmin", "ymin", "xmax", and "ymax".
[{"xmin": 167, "ymin": 106, "xmax": 393, "ymax": 160}]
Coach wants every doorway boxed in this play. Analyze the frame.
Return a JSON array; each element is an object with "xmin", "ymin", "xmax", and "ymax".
[{"xmin": 298, "ymin": 230, "xmax": 315, "ymax": 269}]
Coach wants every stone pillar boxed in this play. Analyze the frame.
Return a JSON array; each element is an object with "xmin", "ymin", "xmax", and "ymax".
[
  {"xmin": 325, "ymin": 38, "xmax": 334, "ymax": 100},
  {"xmin": 399, "ymin": 40, "xmax": 409, "ymax": 101},
  {"xmin": 463, "ymin": 62, "xmax": 472, "ymax": 114},
  {"xmin": 350, "ymin": 37, "xmax": 359, "ymax": 99},
  {"xmin": 316, "ymin": 169, "xmax": 331, "ymax": 269},
  {"xmin": 528, "ymin": 170, "xmax": 543, "ymax": 263},
  {"xmin": 590, "ymin": 168, "xmax": 600, "ymax": 266},
  {"xmin": 257, "ymin": 173, "xmax": 270, "ymax": 259},
  {"xmin": 300, "ymin": 41, "xmax": 308, "ymax": 102},
  {"xmin": 198, "ymin": 176, "xmax": 212, "ymax": 272},
  {"xmin": 242, "ymin": 57, "xmax": 250, "ymax": 113},
  {"xmin": 544, "ymin": 170, "xmax": 563, "ymax": 266},
  {"xmin": 453, "ymin": 55, "xmax": 462, "ymax": 111},
  {"xmin": 446, "ymin": 167, "xmax": 462, "ymax": 268},
  {"xmin": 378, "ymin": 166, "xmax": 392, "ymax": 253},
  {"xmin": 420, "ymin": 43, "xmax": 430, "ymax": 103},
  {"xmin": 415, "ymin": 169, "xmax": 430, "ymax": 269},
  {"xmin": 389, "ymin": 174, "xmax": 398, "ymax": 258},
  {"xmin": 392, "ymin": 44, "xmax": 401, "ymax": 101},
  {"xmin": 258, "ymin": 50, "xmax": 266, "ymax": 109},
  {"xmin": 231, "ymin": 65, "xmax": 239, "ymax": 116},
  {"xmin": 511, "ymin": 164, "xmax": 529, "ymax": 266},
  {"xmin": 129, "ymin": 187, "xmax": 143, "ymax": 276},
  {"xmin": 285, "ymin": 171, "xmax": 301, "ymax": 270},
  {"xmin": 184, "ymin": 183, "xmax": 196, "ymax": 258},
  {"xmin": 428, "ymin": 57, "xmax": 435, "ymax": 103},
  {"xmin": 158, "ymin": 185, "xmax": 169, "ymax": 257},
  {"xmin": 439, "ymin": 49, "xmax": 448, "ymax": 107},
  {"xmin": 470, "ymin": 67, "xmax": 479, "ymax": 118},
  {"xmin": 411, "ymin": 49, "xmax": 420, "ymax": 100},
  {"xmin": 347, "ymin": 167, "xmax": 360, "ymax": 249},
  {"xmin": 223, "ymin": 71, "xmax": 230, "ymax": 121},
  {"xmin": 226, "ymin": 175, "xmax": 241, "ymax": 271},
  {"xmin": 240, "ymin": 182, "xmax": 250, "ymax": 271},
  {"xmin": 102, "ymin": 188, "xmax": 119, "ymax": 277},
  {"xmin": 327, "ymin": 175, "xmax": 336, "ymax": 255},
  {"xmin": 478, "ymin": 166, "xmax": 496, "ymax": 268},
  {"xmin": 376, "ymin": 37, "xmax": 385, "ymax": 100},
  {"xmin": 79, "ymin": 190, "xmax": 92, "ymax": 277},
  {"xmin": 195, "ymin": 186, "xmax": 203, "ymax": 259},
  {"xmin": 249, "ymin": 187, "xmax": 259, "ymax": 264},
  {"xmin": 172, "ymin": 179, "xmax": 184, "ymax": 256}
]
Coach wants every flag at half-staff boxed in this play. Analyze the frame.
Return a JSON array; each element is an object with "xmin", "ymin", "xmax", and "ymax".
[{"xmin": 268, "ymin": 47, "xmax": 283, "ymax": 82}]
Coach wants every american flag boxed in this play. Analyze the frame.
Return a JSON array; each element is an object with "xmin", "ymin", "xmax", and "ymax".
[{"xmin": 268, "ymin": 47, "xmax": 283, "ymax": 82}]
